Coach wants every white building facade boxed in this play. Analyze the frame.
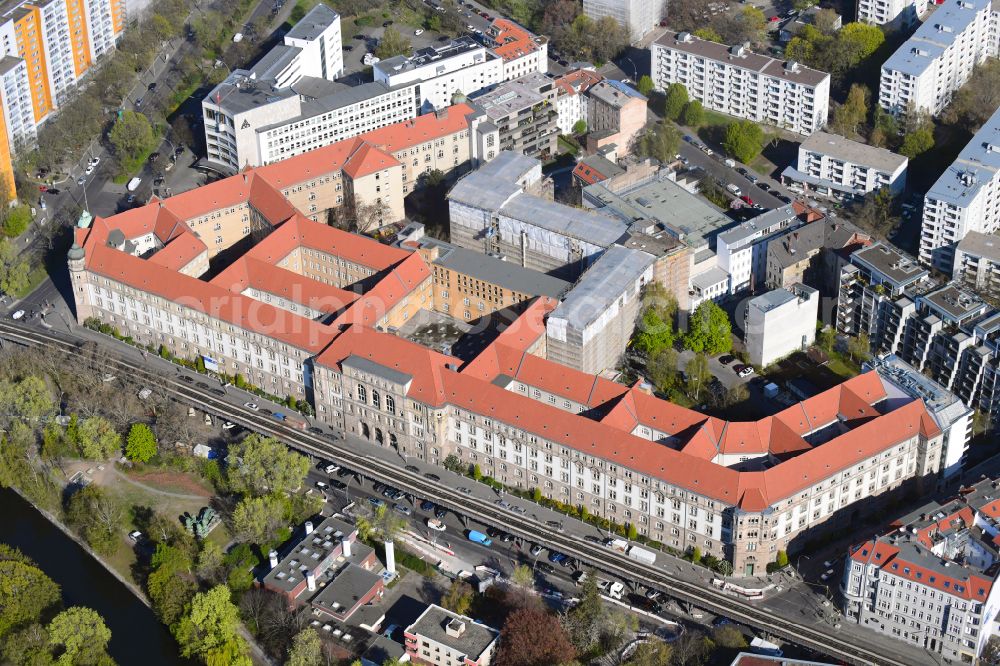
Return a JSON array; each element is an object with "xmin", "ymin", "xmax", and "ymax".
[
  {"xmin": 782, "ymin": 131, "xmax": 908, "ymax": 199},
  {"xmin": 857, "ymin": 0, "xmax": 927, "ymax": 27},
  {"xmin": 651, "ymin": 32, "xmax": 830, "ymax": 136},
  {"xmin": 582, "ymin": 0, "xmax": 666, "ymax": 40},
  {"xmin": 744, "ymin": 284, "xmax": 818, "ymax": 367}
]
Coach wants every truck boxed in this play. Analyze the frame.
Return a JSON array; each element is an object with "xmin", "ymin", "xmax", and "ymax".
[
  {"xmin": 750, "ymin": 637, "xmax": 783, "ymax": 657},
  {"xmin": 627, "ymin": 545, "xmax": 657, "ymax": 565},
  {"xmin": 467, "ymin": 530, "xmax": 492, "ymax": 547},
  {"xmin": 127, "ymin": 177, "xmax": 142, "ymax": 192},
  {"xmin": 605, "ymin": 537, "xmax": 629, "ymax": 553}
]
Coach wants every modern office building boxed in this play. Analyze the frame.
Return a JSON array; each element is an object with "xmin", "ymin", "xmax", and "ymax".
[
  {"xmin": 651, "ymin": 32, "xmax": 830, "ymax": 135},
  {"xmin": 920, "ymin": 104, "xmax": 1000, "ymax": 272},
  {"xmin": 582, "ymin": 0, "xmax": 666, "ymax": 40},
  {"xmin": 953, "ymin": 231, "xmax": 1000, "ymax": 294},
  {"xmin": 857, "ymin": 0, "xmax": 926, "ymax": 26},
  {"xmin": 470, "ymin": 71, "xmax": 559, "ymax": 159},
  {"xmin": 842, "ymin": 474, "xmax": 1000, "ymax": 661},
  {"xmin": 878, "ymin": 0, "xmax": 999, "ymax": 119},
  {"xmin": 404, "ymin": 605, "xmax": 499, "ymax": 666},
  {"xmin": 71, "ymin": 148, "xmax": 956, "ymax": 577},
  {"xmin": 744, "ymin": 284, "xmax": 819, "ymax": 367},
  {"xmin": 781, "ymin": 131, "xmax": 908, "ymax": 199}
]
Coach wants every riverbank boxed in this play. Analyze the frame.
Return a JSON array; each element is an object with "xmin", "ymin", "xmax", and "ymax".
[{"xmin": 0, "ymin": 488, "xmax": 192, "ymax": 665}]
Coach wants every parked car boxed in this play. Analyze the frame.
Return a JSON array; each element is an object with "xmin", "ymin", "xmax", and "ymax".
[
  {"xmin": 368, "ymin": 497, "xmax": 385, "ymax": 508},
  {"xmin": 536, "ymin": 562, "xmax": 556, "ymax": 574},
  {"xmin": 323, "ymin": 463, "xmax": 340, "ymax": 474},
  {"xmin": 393, "ymin": 503, "xmax": 412, "ymax": 516},
  {"xmin": 740, "ymin": 195, "xmax": 755, "ymax": 206},
  {"xmin": 529, "ymin": 543, "xmax": 543, "ymax": 556},
  {"xmin": 414, "ymin": 28, "xmax": 423, "ymax": 35},
  {"xmin": 735, "ymin": 365, "xmax": 754, "ymax": 378},
  {"xmin": 243, "ymin": 402, "xmax": 259, "ymax": 410},
  {"xmin": 719, "ymin": 355, "xmax": 735, "ymax": 365},
  {"xmin": 420, "ymin": 499, "xmax": 436, "ymax": 511},
  {"xmin": 426, "ymin": 518, "xmax": 446, "ymax": 531}
]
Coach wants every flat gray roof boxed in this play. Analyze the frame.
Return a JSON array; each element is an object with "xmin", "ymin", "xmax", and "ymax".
[
  {"xmin": 472, "ymin": 72, "xmax": 553, "ymax": 120},
  {"xmin": 957, "ymin": 230, "xmax": 1000, "ymax": 261},
  {"xmin": 311, "ymin": 563, "xmax": 382, "ymax": 616},
  {"xmin": 262, "ymin": 516, "xmax": 355, "ymax": 595},
  {"xmin": 882, "ymin": 0, "xmax": 990, "ymax": 78},
  {"xmin": 207, "ymin": 70, "xmax": 297, "ymax": 115},
  {"xmin": 588, "ymin": 79, "xmax": 646, "ymax": 108},
  {"xmin": 919, "ymin": 284, "xmax": 987, "ymax": 323},
  {"xmin": 549, "ymin": 245, "xmax": 655, "ymax": 330},
  {"xmin": 750, "ymin": 287, "xmax": 798, "ymax": 313},
  {"xmin": 448, "ymin": 170, "xmax": 523, "ymax": 212},
  {"xmin": 373, "ymin": 36, "xmax": 486, "ymax": 77},
  {"xmin": 285, "ymin": 3, "xmax": 339, "ymax": 41},
  {"xmin": 500, "ymin": 192, "xmax": 628, "ymax": 246},
  {"xmin": 341, "ymin": 355, "xmax": 413, "ymax": 386},
  {"xmin": 433, "ymin": 244, "xmax": 571, "ymax": 299},
  {"xmin": 653, "ymin": 32, "xmax": 829, "ymax": 87},
  {"xmin": 717, "ymin": 205, "xmax": 798, "ymax": 246},
  {"xmin": 406, "ymin": 605, "xmax": 499, "ymax": 661},
  {"xmin": 925, "ymin": 103, "xmax": 1000, "ymax": 208},
  {"xmin": 0, "ymin": 55, "xmax": 22, "ymax": 76},
  {"xmin": 850, "ymin": 242, "xmax": 928, "ymax": 289},
  {"xmin": 800, "ymin": 132, "xmax": 907, "ymax": 173},
  {"xmin": 251, "ymin": 44, "xmax": 301, "ymax": 81},
  {"xmin": 474, "ymin": 150, "xmax": 539, "ymax": 183},
  {"xmin": 690, "ymin": 265, "xmax": 730, "ymax": 291}
]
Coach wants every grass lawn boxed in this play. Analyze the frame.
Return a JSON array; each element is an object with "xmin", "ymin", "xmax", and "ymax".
[
  {"xmin": 699, "ymin": 109, "xmax": 734, "ymax": 129},
  {"xmin": 16, "ymin": 263, "xmax": 48, "ymax": 298},
  {"xmin": 558, "ymin": 135, "xmax": 580, "ymax": 156}
]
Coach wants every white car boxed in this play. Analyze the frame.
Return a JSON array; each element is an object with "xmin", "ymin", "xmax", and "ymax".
[
  {"xmin": 467, "ymin": 24, "xmax": 474, "ymax": 30},
  {"xmin": 737, "ymin": 365, "xmax": 754, "ymax": 378},
  {"xmin": 820, "ymin": 569, "xmax": 835, "ymax": 581},
  {"xmin": 323, "ymin": 463, "xmax": 340, "ymax": 474},
  {"xmin": 426, "ymin": 518, "xmax": 446, "ymax": 531},
  {"xmin": 414, "ymin": 28, "xmax": 423, "ymax": 35},
  {"xmin": 243, "ymin": 401, "xmax": 259, "ymax": 410},
  {"xmin": 11, "ymin": 310, "xmax": 24, "ymax": 320},
  {"xmin": 222, "ymin": 421, "xmax": 237, "ymax": 430},
  {"xmin": 315, "ymin": 480, "xmax": 328, "ymax": 490},
  {"xmin": 85, "ymin": 164, "xmax": 95, "ymax": 175},
  {"xmin": 89, "ymin": 157, "xmax": 101, "ymax": 167},
  {"xmin": 128, "ymin": 530, "xmax": 143, "ymax": 543}
]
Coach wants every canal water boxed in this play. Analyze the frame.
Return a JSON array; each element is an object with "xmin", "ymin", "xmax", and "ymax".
[{"xmin": 0, "ymin": 488, "xmax": 192, "ymax": 665}]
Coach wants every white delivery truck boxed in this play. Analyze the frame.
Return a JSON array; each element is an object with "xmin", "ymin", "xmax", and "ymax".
[
  {"xmin": 627, "ymin": 545, "xmax": 657, "ymax": 565},
  {"xmin": 127, "ymin": 177, "xmax": 142, "ymax": 192}
]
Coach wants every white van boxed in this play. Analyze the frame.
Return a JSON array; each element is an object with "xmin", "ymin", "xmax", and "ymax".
[{"xmin": 726, "ymin": 183, "xmax": 742, "ymax": 197}]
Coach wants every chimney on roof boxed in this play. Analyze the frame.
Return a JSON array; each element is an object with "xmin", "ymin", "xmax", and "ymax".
[
  {"xmin": 305, "ymin": 520, "xmax": 314, "ymax": 535},
  {"xmin": 435, "ymin": 106, "xmax": 449, "ymax": 119},
  {"xmin": 306, "ymin": 570, "xmax": 317, "ymax": 591},
  {"xmin": 445, "ymin": 618, "xmax": 467, "ymax": 638},
  {"xmin": 269, "ymin": 550, "xmax": 279, "ymax": 569}
]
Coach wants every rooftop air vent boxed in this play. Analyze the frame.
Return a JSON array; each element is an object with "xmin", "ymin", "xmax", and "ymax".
[
  {"xmin": 784, "ymin": 60, "xmax": 801, "ymax": 73},
  {"xmin": 677, "ymin": 32, "xmax": 694, "ymax": 43}
]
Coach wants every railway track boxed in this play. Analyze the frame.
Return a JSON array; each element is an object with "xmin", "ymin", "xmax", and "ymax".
[{"xmin": 0, "ymin": 321, "xmax": 922, "ymax": 666}]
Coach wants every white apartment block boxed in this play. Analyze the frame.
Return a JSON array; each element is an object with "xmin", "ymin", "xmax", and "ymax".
[
  {"xmin": 282, "ymin": 3, "xmax": 342, "ymax": 81},
  {"xmin": 920, "ymin": 104, "xmax": 1000, "ymax": 272},
  {"xmin": 743, "ymin": 283, "xmax": 818, "ymax": 367},
  {"xmin": 582, "ymin": 0, "xmax": 666, "ymax": 40},
  {"xmin": 858, "ymin": 0, "xmax": 927, "ymax": 27},
  {"xmin": 36, "ymin": 0, "xmax": 76, "ymax": 107},
  {"xmin": 483, "ymin": 18, "xmax": 548, "ymax": 81},
  {"xmin": 0, "ymin": 55, "xmax": 36, "ymax": 151},
  {"xmin": 781, "ymin": 131, "xmax": 908, "ymax": 199},
  {"xmin": 651, "ymin": 33, "xmax": 830, "ymax": 136},
  {"xmin": 879, "ymin": 0, "xmax": 999, "ymax": 118},
  {"xmin": 83, "ymin": 0, "xmax": 118, "ymax": 60},
  {"xmin": 953, "ymin": 231, "xmax": 1000, "ymax": 293},
  {"xmin": 373, "ymin": 37, "xmax": 503, "ymax": 112}
]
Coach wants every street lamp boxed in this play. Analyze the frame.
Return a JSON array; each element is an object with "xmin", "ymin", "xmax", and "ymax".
[{"xmin": 622, "ymin": 56, "xmax": 638, "ymax": 82}]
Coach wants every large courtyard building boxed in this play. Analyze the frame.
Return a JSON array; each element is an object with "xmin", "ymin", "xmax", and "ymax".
[
  {"xmin": 878, "ymin": 0, "xmax": 999, "ymax": 119},
  {"xmin": 651, "ymin": 32, "xmax": 830, "ymax": 136},
  {"xmin": 920, "ymin": 104, "xmax": 1000, "ymax": 272},
  {"xmin": 71, "ymin": 149, "xmax": 965, "ymax": 577}
]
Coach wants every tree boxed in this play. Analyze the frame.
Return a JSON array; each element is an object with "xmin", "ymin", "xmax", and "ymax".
[
  {"xmin": 681, "ymin": 100, "xmax": 704, "ymax": 127},
  {"xmin": 563, "ymin": 575, "xmax": 602, "ymax": 651},
  {"xmin": 0, "ymin": 238, "xmax": 30, "ymax": 297},
  {"xmin": 226, "ymin": 434, "xmax": 309, "ymax": 497},
  {"xmin": 65, "ymin": 486, "xmax": 125, "ymax": 556},
  {"xmin": 691, "ymin": 546, "xmax": 702, "ymax": 564},
  {"xmin": 692, "ymin": 27, "xmax": 723, "ymax": 43},
  {"xmin": 495, "ymin": 606, "xmax": 575, "ymax": 666},
  {"xmin": 818, "ymin": 326, "xmax": 836, "ymax": 353},
  {"xmin": 571, "ymin": 119, "xmax": 587, "ymax": 135},
  {"xmin": 441, "ymin": 579, "xmax": 474, "ymax": 616},
  {"xmin": 633, "ymin": 308, "xmax": 673, "ymax": 357},
  {"xmin": 848, "ymin": 186, "xmax": 896, "ymax": 239},
  {"xmin": 683, "ymin": 301, "xmax": 733, "ymax": 355},
  {"xmin": 148, "ymin": 555, "xmax": 197, "ymax": 627},
  {"xmin": 376, "ymin": 27, "xmax": 411, "ymax": 59},
  {"xmin": 793, "ymin": 0, "xmax": 817, "ymax": 10},
  {"xmin": 900, "ymin": 124, "xmax": 934, "ymax": 159},
  {"xmin": 109, "ymin": 110, "xmax": 154, "ymax": 161},
  {"xmin": 776, "ymin": 550, "xmax": 789, "ymax": 568},
  {"xmin": 0, "ymin": 558, "xmax": 61, "ymax": 639},
  {"xmin": 124, "ymin": 423, "xmax": 157, "ymax": 463},
  {"xmin": 510, "ymin": 565, "xmax": 535, "ymax": 595},
  {"xmin": 662, "ymin": 83, "xmax": 688, "ymax": 121},
  {"xmin": 684, "ymin": 354, "xmax": 712, "ymax": 402},
  {"xmin": 627, "ymin": 523, "xmax": 638, "ymax": 540},
  {"xmin": 626, "ymin": 639, "xmax": 672, "ymax": 666},
  {"xmin": 943, "ymin": 59, "xmax": 1000, "ymax": 132},
  {"xmin": 848, "ymin": 332, "xmax": 871, "ymax": 363},
  {"xmin": 723, "ymin": 120, "xmax": 765, "ymax": 164},
  {"xmin": 839, "ymin": 22, "xmax": 884, "ymax": 62},
  {"xmin": 711, "ymin": 624, "xmax": 747, "ymax": 649},
  {"xmin": 47, "ymin": 607, "xmax": 112, "ymax": 666},
  {"xmin": 174, "ymin": 585, "xmax": 251, "ymax": 665},
  {"xmin": 636, "ymin": 75, "xmax": 654, "ymax": 97},
  {"xmin": 287, "ymin": 628, "xmax": 322, "ymax": 666},
  {"xmin": 636, "ymin": 122, "xmax": 681, "ymax": 163},
  {"xmin": 2, "ymin": 206, "xmax": 30, "ymax": 238},
  {"xmin": 592, "ymin": 16, "xmax": 629, "ymax": 64},
  {"xmin": 0, "ymin": 376, "xmax": 54, "ymax": 424},
  {"xmin": 4, "ymin": 622, "xmax": 53, "ymax": 666},
  {"xmin": 813, "ymin": 8, "xmax": 840, "ymax": 34},
  {"xmin": 76, "ymin": 416, "xmax": 121, "ymax": 460},
  {"xmin": 831, "ymin": 84, "xmax": 868, "ymax": 137},
  {"xmin": 231, "ymin": 494, "xmax": 287, "ymax": 546},
  {"xmin": 646, "ymin": 348, "xmax": 678, "ymax": 394}
]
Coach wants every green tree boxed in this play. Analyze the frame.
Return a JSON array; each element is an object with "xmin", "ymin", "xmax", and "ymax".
[
  {"xmin": 231, "ymin": 494, "xmax": 287, "ymax": 546},
  {"xmin": 124, "ymin": 423, "xmax": 157, "ymax": 463},
  {"xmin": 76, "ymin": 416, "xmax": 120, "ymax": 460},
  {"xmin": 0, "ymin": 376, "xmax": 54, "ymax": 424},
  {"xmin": 683, "ymin": 301, "xmax": 733, "ymax": 355},
  {"xmin": 723, "ymin": 120, "xmax": 765, "ymax": 164},
  {"xmin": 848, "ymin": 186, "xmax": 896, "ymax": 239},
  {"xmin": 646, "ymin": 348, "xmax": 678, "ymax": 394},
  {"xmin": 711, "ymin": 624, "xmax": 747, "ymax": 648},
  {"xmin": 287, "ymin": 628, "xmax": 322, "ymax": 666},
  {"xmin": 692, "ymin": 27, "xmax": 723, "ymax": 43},
  {"xmin": 376, "ymin": 27, "xmax": 411, "ymax": 59},
  {"xmin": 684, "ymin": 354, "xmax": 712, "ymax": 402},
  {"xmin": 472, "ymin": 464, "xmax": 482, "ymax": 481},
  {"xmin": 226, "ymin": 434, "xmax": 309, "ymax": 497},
  {"xmin": 147, "ymin": 552, "xmax": 197, "ymax": 627},
  {"xmin": 943, "ymin": 59, "xmax": 1000, "ymax": 132},
  {"xmin": 4, "ymin": 622, "xmax": 53, "ymax": 666},
  {"xmin": 636, "ymin": 122, "xmax": 681, "ymax": 163},
  {"xmin": 633, "ymin": 308, "xmax": 673, "ymax": 357},
  {"xmin": 0, "ymin": 557, "xmax": 61, "ymax": 639},
  {"xmin": 440, "ymin": 579, "xmax": 474, "ymax": 616},
  {"xmin": 848, "ymin": 332, "xmax": 871, "ymax": 363},
  {"xmin": 776, "ymin": 550, "xmax": 789, "ymax": 568},
  {"xmin": 691, "ymin": 546, "xmax": 702, "ymax": 564},
  {"xmin": 443, "ymin": 454, "xmax": 463, "ymax": 473},
  {"xmin": 900, "ymin": 124, "xmax": 934, "ymax": 158},
  {"xmin": 662, "ymin": 83, "xmax": 689, "ymax": 121},
  {"xmin": 793, "ymin": 0, "xmax": 817, "ymax": 9},
  {"xmin": 681, "ymin": 100, "xmax": 704, "ymax": 127},
  {"xmin": 839, "ymin": 22, "xmax": 885, "ymax": 62},
  {"xmin": 109, "ymin": 110, "xmax": 154, "ymax": 161},
  {"xmin": 627, "ymin": 523, "xmax": 638, "ymax": 540},
  {"xmin": 65, "ymin": 486, "xmax": 125, "ymax": 556},
  {"xmin": 0, "ymin": 237, "xmax": 30, "ymax": 297},
  {"xmin": 636, "ymin": 75, "xmax": 654, "ymax": 97},
  {"xmin": 784, "ymin": 35, "xmax": 815, "ymax": 65},
  {"xmin": 625, "ymin": 639, "xmax": 672, "ymax": 666},
  {"xmin": 174, "ymin": 585, "xmax": 250, "ymax": 665},
  {"xmin": 47, "ymin": 607, "xmax": 112, "ymax": 666},
  {"xmin": 831, "ymin": 84, "xmax": 868, "ymax": 136},
  {"xmin": 818, "ymin": 326, "xmax": 836, "ymax": 352},
  {"xmin": 572, "ymin": 119, "xmax": 587, "ymax": 135},
  {"xmin": 2, "ymin": 206, "xmax": 30, "ymax": 238}
]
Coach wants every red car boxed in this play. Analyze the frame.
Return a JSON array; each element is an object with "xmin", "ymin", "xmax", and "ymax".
[
  {"xmin": 740, "ymin": 195, "xmax": 755, "ymax": 206},
  {"xmin": 769, "ymin": 15, "xmax": 780, "ymax": 21},
  {"xmin": 38, "ymin": 184, "xmax": 47, "ymax": 192}
]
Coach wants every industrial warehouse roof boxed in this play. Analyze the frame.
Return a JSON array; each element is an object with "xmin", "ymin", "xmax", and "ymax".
[{"xmin": 500, "ymin": 192, "xmax": 629, "ymax": 246}]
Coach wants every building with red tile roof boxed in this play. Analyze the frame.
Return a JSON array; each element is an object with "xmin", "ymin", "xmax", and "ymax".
[
  {"xmin": 484, "ymin": 18, "xmax": 548, "ymax": 80},
  {"xmin": 842, "ymin": 474, "xmax": 1000, "ymax": 661}
]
